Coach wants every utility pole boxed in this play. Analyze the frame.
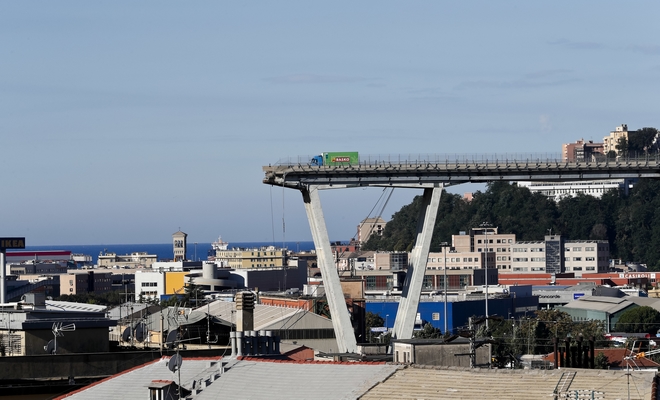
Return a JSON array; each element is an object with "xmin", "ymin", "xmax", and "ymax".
[
  {"xmin": 441, "ymin": 242, "xmax": 449, "ymax": 334},
  {"xmin": 469, "ymin": 316, "xmax": 475, "ymax": 368}
]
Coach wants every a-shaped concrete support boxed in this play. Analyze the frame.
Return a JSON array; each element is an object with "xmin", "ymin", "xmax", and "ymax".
[
  {"xmin": 301, "ymin": 186, "xmax": 357, "ymax": 353},
  {"xmin": 393, "ymin": 186, "xmax": 442, "ymax": 340}
]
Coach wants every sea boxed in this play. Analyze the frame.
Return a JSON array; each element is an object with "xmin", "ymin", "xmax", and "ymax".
[{"xmin": 22, "ymin": 241, "xmax": 316, "ymax": 264}]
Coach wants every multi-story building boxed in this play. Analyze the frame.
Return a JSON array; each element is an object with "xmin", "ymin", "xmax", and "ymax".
[
  {"xmin": 562, "ymin": 139, "xmax": 604, "ymax": 162},
  {"xmin": 604, "ymin": 124, "xmax": 630, "ymax": 155},
  {"xmin": 97, "ymin": 252, "xmax": 157, "ymax": 269},
  {"xmin": 452, "ymin": 227, "xmax": 515, "ymax": 270},
  {"xmin": 214, "ymin": 245, "xmax": 286, "ymax": 269},
  {"xmin": 510, "ymin": 235, "xmax": 609, "ymax": 276},
  {"xmin": 516, "ymin": 179, "xmax": 635, "ymax": 202},
  {"xmin": 519, "ymin": 125, "xmax": 635, "ymax": 202},
  {"xmin": 60, "ymin": 271, "xmax": 113, "ymax": 296},
  {"xmin": 358, "ymin": 217, "xmax": 387, "ymax": 243}
]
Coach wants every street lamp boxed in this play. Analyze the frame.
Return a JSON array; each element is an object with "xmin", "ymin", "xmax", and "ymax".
[
  {"xmin": 480, "ymin": 222, "xmax": 492, "ymax": 329},
  {"xmin": 440, "ymin": 242, "xmax": 449, "ymax": 334}
]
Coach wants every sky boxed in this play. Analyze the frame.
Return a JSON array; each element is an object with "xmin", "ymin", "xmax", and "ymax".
[{"xmin": 1, "ymin": 2, "xmax": 659, "ymax": 246}]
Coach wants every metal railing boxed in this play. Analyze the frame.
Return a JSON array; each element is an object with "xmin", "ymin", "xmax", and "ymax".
[{"xmin": 273, "ymin": 152, "xmax": 660, "ymax": 167}]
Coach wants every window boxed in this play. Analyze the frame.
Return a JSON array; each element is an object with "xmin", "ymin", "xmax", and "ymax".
[
  {"xmin": 573, "ymin": 257, "xmax": 582, "ymax": 261},
  {"xmin": 432, "ymin": 313, "xmax": 440, "ymax": 321},
  {"xmin": 586, "ymin": 257, "xmax": 595, "ymax": 261},
  {"xmin": 573, "ymin": 247, "xmax": 582, "ymax": 251},
  {"xmin": 585, "ymin": 247, "xmax": 595, "ymax": 251}
]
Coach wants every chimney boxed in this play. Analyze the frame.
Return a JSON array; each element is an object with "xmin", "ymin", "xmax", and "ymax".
[{"xmin": 235, "ymin": 291, "xmax": 255, "ymax": 332}]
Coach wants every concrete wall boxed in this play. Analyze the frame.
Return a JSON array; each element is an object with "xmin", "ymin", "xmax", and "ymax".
[
  {"xmin": 393, "ymin": 342, "xmax": 489, "ymax": 367},
  {"xmin": 0, "ymin": 348, "xmax": 228, "ymax": 381},
  {"xmin": 24, "ymin": 327, "xmax": 110, "ymax": 355}
]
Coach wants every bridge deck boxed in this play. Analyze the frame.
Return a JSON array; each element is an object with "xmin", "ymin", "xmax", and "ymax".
[{"xmin": 263, "ymin": 156, "xmax": 660, "ymax": 188}]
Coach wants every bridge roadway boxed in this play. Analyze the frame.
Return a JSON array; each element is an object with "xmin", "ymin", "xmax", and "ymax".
[
  {"xmin": 263, "ymin": 155, "xmax": 660, "ymax": 188},
  {"xmin": 262, "ymin": 155, "xmax": 660, "ymax": 354}
]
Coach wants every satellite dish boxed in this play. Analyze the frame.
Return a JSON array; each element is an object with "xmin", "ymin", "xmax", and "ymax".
[
  {"xmin": 122, "ymin": 326, "xmax": 132, "ymax": 342},
  {"xmin": 167, "ymin": 353, "xmax": 183, "ymax": 373},
  {"xmin": 135, "ymin": 322, "xmax": 147, "ymax": 343},
  {"xmin": 165, "ymin": 329, "xmax": 179, "ymax": 349},
  {"xmin": 44, "ymin": 340, "xmax": 55, "ymax": 354}
]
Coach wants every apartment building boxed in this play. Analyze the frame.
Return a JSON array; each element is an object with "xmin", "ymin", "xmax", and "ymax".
[
  {"xmin": 603, "ymin": 124, "xmax": 630, "ymax": 155},
  {"xmin": 60, "ymin": 271, "xmax": 113, "ymax": 296},
  {"xmin": 452, "ymin": 227, "xmax": 515, "ymax": 270},
  {"xmin": 511, "ymin": 235, "xmax": 609, "ymax": 276},
  {"xmin": 214, "ymin": 246, "xmax": 286, "ymax": 269},
  {"xmin": 562, "ymin": 139, "xmax": 604, "ymax": 162},
  {"xmin": 358, "ymin": 217, "xmax": 387, "ymax": 243}
]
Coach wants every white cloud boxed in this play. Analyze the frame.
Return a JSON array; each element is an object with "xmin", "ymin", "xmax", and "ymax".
[{"xmin": 539, "ymin": 114, "xmax": 552, "ymax": 132}]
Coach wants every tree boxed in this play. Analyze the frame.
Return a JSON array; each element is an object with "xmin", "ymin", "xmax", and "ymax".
[
  {"xmin": 616, "ymin": 137, "xmax": 629, "ymax": 158},
  {"xmin": 365, "ymin": 312, "xmax": 384, "ymax": 331},
  {"xmin": 490, "ymin": 309, "xmax": 606, "ymax": 366},
  {"xmin": 628, "ymin": 128, "xmax": 658, "ymax": 156},
  {"xmin": 614, "ymin": 306, "xmax": 660, "ymax": 335},
  {"xmin": 594, "ymin": 351, "xmax": 609, "ymax": 369},
  {"xmin": 413, "ymin": 322, "xmax": 442, "ymax": 339}
]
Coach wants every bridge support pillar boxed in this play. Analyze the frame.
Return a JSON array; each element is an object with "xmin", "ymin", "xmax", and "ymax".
[
  {"xmin": 301, "ymin": 186, "xmax": 357, "ymax": 353},
  {"xmin": 393, "ymin": 186, "xmax": 443, "ymax": 340}
]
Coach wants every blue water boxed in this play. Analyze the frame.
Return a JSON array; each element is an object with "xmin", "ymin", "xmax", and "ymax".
[{"xmin": 22, "ymin": 241, "xmax": 316, "ymax": 264}]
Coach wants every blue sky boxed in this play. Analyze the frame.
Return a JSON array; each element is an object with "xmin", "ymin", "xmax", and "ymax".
[{"xmin": 2, "ymin": 2, "xmax": 659, "ymax": 245}]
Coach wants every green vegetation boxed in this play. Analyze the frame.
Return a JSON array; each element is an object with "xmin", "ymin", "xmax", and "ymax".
[
  {"xmin": 614, "ymin": 306, "xmax": 660, "ymax": 335},
  {"xmin": 413, "ymin": 322, "xmax": 443, "ymax": 339},
  {"xmin": 489, "ymin": 310, "xmax": 605, "ymax": 366},
  {"xmin": 56, "ymin": 289, "xmax": 126, "ymax": 306},
  {"xmin": 594, "ymin": 351, "xmax": 609, "ymax": 369},
  {"xmin": 363, "ymin": 178, "xmax": 660, "ymax": 269}
]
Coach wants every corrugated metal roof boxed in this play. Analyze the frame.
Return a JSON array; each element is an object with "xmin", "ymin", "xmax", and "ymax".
[
  {"xmin": 202, "ymin": 300, "xmax": 333, "ymax": 331},
  {"xmin": 58, "ymin": 356, "xmax": 222, "ymax": 399},
  {"xmin": 195, "ymin": 360, "xmax": 399, "ymax": 400},
  {"xmin": 46, "ymin": 300, "xmax": 107, "ymax": 313},
  {"xmin": 59, "ymin": 357, "xmax": 400, "ymax": 400},
  {"xmin": 560, "ymin": 296, "xmax": 633, "ymax": 314}
]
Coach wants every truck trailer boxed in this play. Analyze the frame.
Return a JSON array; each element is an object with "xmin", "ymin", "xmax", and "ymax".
[{"xmin": 310, "ymin": 152, "xmax": 359, "ymax": 166}]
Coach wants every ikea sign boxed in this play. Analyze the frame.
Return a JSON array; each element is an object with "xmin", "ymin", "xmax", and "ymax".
[{"xmin": 0, "ymin": 237, "xmax": 25, "ymax": 250}]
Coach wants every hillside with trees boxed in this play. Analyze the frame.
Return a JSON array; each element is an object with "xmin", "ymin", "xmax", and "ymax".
[{"xmin": 362, "ymin": 178, "xmax": 660, "ymax": 270}]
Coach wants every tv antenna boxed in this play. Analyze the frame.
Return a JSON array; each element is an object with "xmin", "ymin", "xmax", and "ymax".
[
  {"xmin": 206, "ymin": 302, "xmax": 218, "ymax": 348},
  {"xmin": 164, "ymin": 326, "xmax": 200, "ymax": 400},
  {"xmin": 45, "ymin": 322, "xmax": 75, "ymax": 354}
]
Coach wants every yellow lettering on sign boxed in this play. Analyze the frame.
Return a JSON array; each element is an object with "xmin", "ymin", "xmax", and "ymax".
[{"xmin": 0, "ymin": 238, "xmax": 25, "ymax": 249}]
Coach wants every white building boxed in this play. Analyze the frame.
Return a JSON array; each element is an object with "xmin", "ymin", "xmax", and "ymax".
[
  {"xmin": 510, "ymin": 236, "xmax": 609, "ymax": 276},
  {"xmin": 516, "ymin": 179, "xmax": 635, "ymax": 202}
]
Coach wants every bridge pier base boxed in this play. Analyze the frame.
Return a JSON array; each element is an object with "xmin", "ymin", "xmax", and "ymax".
[
  {"xmin": 301, "ymin": 186, "xmax": 358, "ymax": 353},
  {"xmin": 393, "ymin": 186, "xmax": 443, "ymax": 340}
]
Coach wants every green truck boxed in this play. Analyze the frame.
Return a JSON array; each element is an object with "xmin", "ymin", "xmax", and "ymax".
[{"xmin": 310, "ymin": 152, "xmax": 359, "ymax": 166}]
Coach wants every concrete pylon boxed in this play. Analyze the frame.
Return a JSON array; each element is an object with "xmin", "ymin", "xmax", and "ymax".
[
  {"xmin": 301, "ymin": 186, "xmax": 357, "ymax": 353},
  {"xmin": 393, "ymin": 186, "xmax": 443, "ymax": 340}
]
